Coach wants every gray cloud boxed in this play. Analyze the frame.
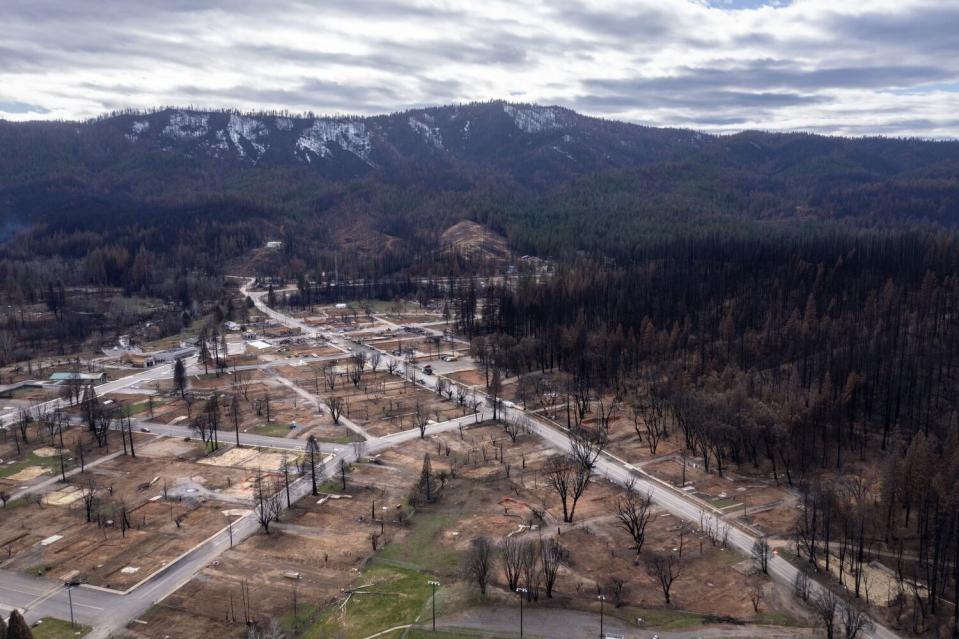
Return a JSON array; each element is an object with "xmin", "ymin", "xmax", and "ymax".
[{"xmin": 0, "ymin": 0, "xmax": 957, "ymax": 137}]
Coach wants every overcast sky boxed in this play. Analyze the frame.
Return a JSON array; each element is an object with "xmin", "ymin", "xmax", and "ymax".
[{"xmin": 2, "ymin": 0, "xmax": 957, "ymax": 137}]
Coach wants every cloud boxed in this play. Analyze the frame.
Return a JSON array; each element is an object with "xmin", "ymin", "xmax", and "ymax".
[{"xmin": 0, "ymin": 0, "xmax": 956, "ymax": 137}]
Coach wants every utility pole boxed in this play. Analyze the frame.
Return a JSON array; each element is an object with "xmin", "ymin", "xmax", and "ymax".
[
  {"xmin": 65, "ymin": 580, "xmax": 79, "ymax": 628},
  {"xmin": 598, "ymin": 593, "xmax": 606, "ymax": 638},
  {"xmin": 516, "ymin": 587, "xmax": 528, "ymax": 637},
  {"xmin": 427, "ymin": 580, "xmax": 440, "ymax": 631}
]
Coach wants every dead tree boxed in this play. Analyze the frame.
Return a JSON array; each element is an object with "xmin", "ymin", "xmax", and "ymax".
[
  {"xmin": 615, "ymin": 479, "xmax": 655, "ymax": 556},
  {"xmin": 540, "ymin": 537, "xmax": 564, "ymax": 598},
  {"xmin": 325, "ymin": 395, "xmax": 344, "ymax": 424},
  {"xmin": 323, "ymin": 362, "xmax": 338, "ymax": 391},
  {"xmin": 569, "ymin": 425, "xmax": 606, "ymax": 471},
  {"xmin": 464, "ymin": 537, "xmax": 493, "ymax": 596},
  {"xmin": 544, "ymin": 455, "xmax": 592, "ymax": 523},
  {"xmin": 646, "ymin": 553, "xmax": 682, "ymax": 605},
  {"xmin": 306, "ymin": 435, "xmax": 321, "ymax": 495},
  {"xmin": 348, "ymin": 352, "xmax": 367, "ymax": 387},
  {"xmin": 840, "ymin": 598, "xmax": 873, "ymax": 639},
  {"xmin": 519, "ymin": 538, "xmax": 542, "ymax": 601},
  {"xmin": 253, "ymin": 468, "xmax": 282, "ymax": 534},
  {"xmin": 501, "ymin": 536, "xmax": 523, "ymax": 591},
  {"xmin": 413, "ymin": 399, "xmax": 429, "ymax": 439},
  {"xmin": 813, "ymin": 588, "xmax": 840, "ymax": 639},
  {"xmin": 752, "ymin": 536, "xmax": 771, "ymax": 574}
]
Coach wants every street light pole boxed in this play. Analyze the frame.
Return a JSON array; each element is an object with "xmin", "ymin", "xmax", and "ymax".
[
  {"xmin": 427, "ymin": 580, "xmax": 440, "ymax": 631},
  {"xmin": 516, "ymin": 587, "xmax": 528, "ymax": 638},
  {"xmin": 598, "ymin": 594, "xmax": 606, "ymax": 638},
  {"xmin": 64, "ymin": 580, "xmax": 79, "ymax": 629}
]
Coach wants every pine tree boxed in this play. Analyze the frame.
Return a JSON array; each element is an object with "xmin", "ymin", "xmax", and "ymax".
[
  {"xmin": 173, "ymin": 358, "xmax": 187, "ymax": 397},
  {"xmin": 0, "ymin": 613, "xmax": 7, "ymax": 639},
  {"xmin": 6, "ymin": 609, "xmax": 33, "ymax": 639},
  {"xmin": 418, "ymin": 453, "xmax": 435, "ymax": 503}
]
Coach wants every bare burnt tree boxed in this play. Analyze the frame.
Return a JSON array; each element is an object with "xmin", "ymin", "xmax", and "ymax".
[
  {"xmin": 615, "ymin": 479, "xmax": 655, "ymax": 556},
  {"xmin": 368, "ymin": 351, "xmax": 382, "ymax": 372},
  {"xmin": 519, "ymin": 538, "xmax": 542, "ymax": 601},
  {"xmin": 544, "ymin": 455, "xmax": 592, "ymax": 523},
  {"xmin": 646, "ymin": 553, "xmax": 682, "ymax": 605},
  {"xmin": 540, "ymin": 537, "xmax": 564, "ymax": 598},
  {"xmin": 348, "ymin": 351, "xmax": 367, "ymax": 387},
  {"xmin": 409, "ymin": 399, "xmax": 430, "ymax": 440},
  {"xmin": 306, "ymin": 435, "xmax": 321, "ymax": 495},
  {"xmin": 752, "ymin": 536, "xmax": 771, "ymax": 574},
  {"xmin": 813, "ymin": 589, "xmax": 840, "ymax": 639},
  {"xmin": 568, "ymin": 424, "xmax": 606, "ymax": 471},
  {"xmin": 253, "ymin": 468, "xmax": 282, "ymax": 534},
  {"xmin": 464, "ymin": 537, "xmax": 493, "ymax": 596},
  {"xmin": 501, "ymin": 536, "xmax": 523, "ymax": 591},
  {"xmin": 325, "ymin": 395, "xmax": 344, "ymax": 424},
  {"xmin": 840, "ymin": 598, "xmax": 873, "ymax": 639},
  {"xmin": 323, "ymin": 362, "xmax": 338, "ymax": 391}
]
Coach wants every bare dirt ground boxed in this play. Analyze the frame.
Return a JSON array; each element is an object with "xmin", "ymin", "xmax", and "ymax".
[
  {"xmin": 0, "ymin": 443, "xmax": 254, "ymax": 590},
  {"xmin": 125, "ymin": 436, "xmax": 437, "ymax": 639},
  {"xmin": 127, "ymin": 423, "xmax": 812, "ymax": 638}
]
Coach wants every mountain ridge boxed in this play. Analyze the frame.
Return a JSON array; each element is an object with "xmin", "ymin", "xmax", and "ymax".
[{"xmin": 2, "ymin": 100, "xmax": 959, "ymax": 269}]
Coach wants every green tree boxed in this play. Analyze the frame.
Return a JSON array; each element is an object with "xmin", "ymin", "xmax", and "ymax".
[
  {"xmin": 173, "ymin": 358, "xmax": 187, "ymax": 397},
  {"xmin": 6, "ymin": 609, "xmax": 33, "ymax": 639}
]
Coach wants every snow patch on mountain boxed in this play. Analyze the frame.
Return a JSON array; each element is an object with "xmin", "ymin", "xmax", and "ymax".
[
  {"xmin": 275, "ymin": 117, "xmax": 294, "ymax": 131},
  {"xmin": 503, "ymin": 105, "xmax": 564, "ymax": 134},
  {"xmin": 162, "ymin": 112, "xmax": 209, "ymax": 140},
  {"xmin": 227, "ymin": 114, "xmax": 268, "ymax": 160},
  {"xmin": 205, "ymin": 130, "xmax": 231, "ymax": 158},
  {"xmin": 408, "ymin": 116, "xmax": 443, "ymax": 149},
  {"xmin": 125, "ymin": 119, "xmax": 150, "ymax": 142},
  {"xmin": 296, "ymin": 120, "xmax": 374, "ymax": 166}
]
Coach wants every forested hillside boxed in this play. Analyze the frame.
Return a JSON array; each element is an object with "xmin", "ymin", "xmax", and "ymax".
[{"xmin": 2, "ymin": 101, "xmax": 959, "ymax": 293}]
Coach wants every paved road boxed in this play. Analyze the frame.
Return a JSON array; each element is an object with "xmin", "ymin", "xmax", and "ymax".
[
  {"xmin": 246, "ymin": 285, "xmax": 899, "ymax": 639},
  {"xmin": 0, "ymin": 409, "xmax": 487, "ymax": 637},
  {"xmin": 0, "ymin": 358, "xmax": 195, "ymax": 429},
  {"xmin": 0, "ymin": 281, "xmax": 898, "ymax": 639},
  {"xmin": 433, "ymin": 605, "xmax": 820, "ymax": 639},
  {"xmin": 128, "ymin": 418, "xmax": 344, "ymax": 454}
]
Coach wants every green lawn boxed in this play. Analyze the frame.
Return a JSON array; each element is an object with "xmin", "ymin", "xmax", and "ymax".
[
  {"xmin": 754, "ymin": 610, "xmax": 806, "ymax": 627},
  {"xmin": 303, "ymin": 563, "xmax": 434, "ymax": 639},
  {"xmin": 119, "ymin": 400, "xmax": 152, "ymax": 417},
  {"xmin": 405, "ymin": 630, "xmax": 517, "ymax": 638},
  {"xmin": 0, "ymin": 451, "xmax": 65, "ymax": 479},
  {"xmin": 378, "ymin": 512, "xmax": 462, "ymax": 575},
  {"xmin": 31, "ymin": 617, "xmax": 90, "ymax": 638},
  {"xmin": 250, "ymin": 422, "xmax": 296, "ymax": 437},
  {"xmin": 620, "ymin": 606, "xmax": 707, "ymax": 630}
]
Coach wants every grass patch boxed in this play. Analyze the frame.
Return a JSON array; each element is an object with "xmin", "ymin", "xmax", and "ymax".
[
  {"xmin": 620, "ymin": 606, "xmax": 706, "ymax": 630},
  {"xmin": 250, "ymin": 422, "xmax": 296, "ymax": 437},
  {"xmin": 406, "ymin": 629, "xmax": 516, "ymax": 638},
  {"xmin": 31, "ymin": 617, "xmax": 90, "ymax": 638},
  {"xmin": 303, "ymin": 563, "xmax": 434, "ymax": 639},
  {"xmin": 0, "ymin": 451, "xmax": 64, "ymax": 479},
  {"xmin": 120, "ymin": 400, "xmax": 152, "ymax": 417},
  {"xmin": 754, "ymin": 610, "xmax": 806, "ymax": 627},
  {"xmin": 280, "ymin": 602, "xmax": 320, "ymax": 636},
  {"xmin": 711, "ymin": 497, "xmax": 739, "ymax": 509},
  {"xmin": 378, "ymin": 511, "xmax": 462, "ymax": 575}
]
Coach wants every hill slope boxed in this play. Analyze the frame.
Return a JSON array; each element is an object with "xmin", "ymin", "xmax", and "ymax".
[{"xmin": 1, "ymin": 100, "xmax": 958, "ymax": 267}]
